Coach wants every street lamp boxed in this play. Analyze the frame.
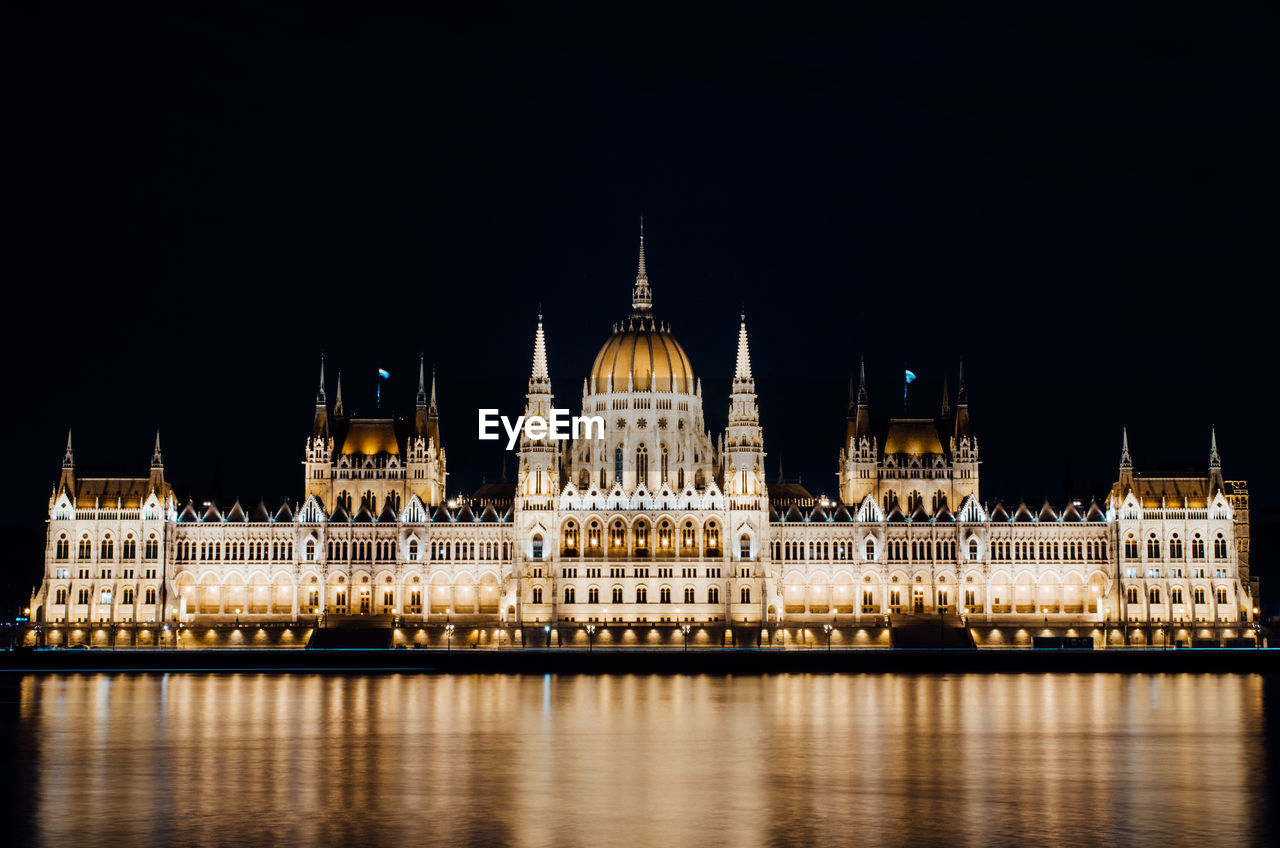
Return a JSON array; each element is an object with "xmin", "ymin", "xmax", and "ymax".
[
  {"xmin": 823, "ymin": 622, "xmax": 832, "ymax": 652},
  {"xmin": 586, "ymin": 623, "xmax": 596, "ymax": 652},
  {"xmin": 681, "ymin": 622, "xmax": 691, "ymax": 652},
  {"xmin": 444, "ymin": 623, "xmax": 454, "ymax": 651}
]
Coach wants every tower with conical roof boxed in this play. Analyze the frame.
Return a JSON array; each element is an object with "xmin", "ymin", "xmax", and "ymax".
[
  {"xmin": 304, "ymin": 353, "xmax": 336, "ymax": 509},
  {"xmin": 724, "ymin": 313, "xmax": 766, "ymax": 502},
  {"xmin": 518, "ymin": 312, "xmax": 558, "ymax": 504},
  {"xmin": 407, "ymin": 355, "xmax": 448, "ymax": 507},
  {"xmin": 838, "ymin": 358, "xmax": 878, "ymax": 505}
]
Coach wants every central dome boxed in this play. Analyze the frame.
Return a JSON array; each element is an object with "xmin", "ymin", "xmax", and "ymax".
[{"xmin": 591, "ymin": 320, "xmax": 695, "ymax": 393}]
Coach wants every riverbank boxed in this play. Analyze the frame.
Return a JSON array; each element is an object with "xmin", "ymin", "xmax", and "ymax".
[{"xmin": 3, "ymin": 647, "xmax": 1277, "ymax": 674}]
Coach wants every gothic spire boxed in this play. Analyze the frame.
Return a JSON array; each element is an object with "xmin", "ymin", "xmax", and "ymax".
[
  {"xmin": 632, "ymin": 218, "xmax": 652, "ymax": 315},
  {"xmin": 857, "ymin": 357, "xmax": 868, "ymax": 407},
  {"xmin": 733, "ymin": 311, "xmax": 753, "ymax": 386},
  {"xmin": 1120, "ymin": 427, "xmax": 1132, "ymax": 469},
  {"xmin": 151, "ymin": 429, "xmax": 163, "ymax": 468},
  {"xmin": 429, "ymin": 367, "xmax": 438, "ymax": 415},
  {"xmin": 1209, "ymin": 426, "xmax": 1220, "ymax": 468},
  {"xmin": 530, "ymin": 311, "xmax": 550, "ymax": 387},
  {"xmin": 334, "ymin": 371, "xmax": 345, "ymax": 419},
  {"xmin": 63, "ymin": 429, "xmax": 74, "ymax": 468},
  {"xmin": 956, "ymin": 359, "xmax": 967, "ymax": 406},
  {"xmin": 953, "ymin": 360, "xmax": 971, "ymax": 439},
  {"xmin": 940, "ymin": 376, "xmax": 951, "ymax": 418},
  {"xmin": 416, "ymin": 354, "xmax": 427, "ymax": 410},
  {"xmin": 316, "ymin": 353, "xmax": 327, "ymax": 407}
]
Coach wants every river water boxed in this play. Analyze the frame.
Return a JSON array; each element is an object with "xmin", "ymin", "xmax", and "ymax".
[{"xmin": 5, "ymin": 672, "xmax": 1277, "ymax": 847}]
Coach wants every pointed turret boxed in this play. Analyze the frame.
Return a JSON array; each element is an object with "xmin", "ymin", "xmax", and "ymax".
[
  {"xmin": 1208, "ymin": 426, "xmax": 1224, "ymax": 494},
  {"xmin": 312, "ymin": 354, "xmax": 331, "ymax": 441},
  {"xmin": 316, "ymin": 353, "xmax": 327, "ymax": 406},
  {"xmin": 953, "ymin": 360, "xmax": 971, "ymax": 439},
  {"xmin": 518, "ymin": 312, "xmax": 556, "ymax": 502},
  {"xmin": 1118, "ymin": 427, "xmax": 1134, "ymax": 494},
  {"xmin": 631, "ymin": 218, "xmax": 652, "ymax": 316},
  {"xmin": 530, "ymin": 312, "xmax": 550, "ymax": 389},
  {"xmin": 849, "ymin": 357, "xmax": 871, "ymax": 445},
  {"xmin": 414, "ymin": 355, "xmax": 430, "ymax": 437},
  {"xmin": 724, "ymin": 313, "xmax": 765, "ymax": 501},
  {"xmin": 940, "ymin": 376, "xmax": 951, "ymax": 420},
  {"xmin": 732, "ymin": 311, "xmax": 754, "ymax": 390},
  {"xmin": 333, "ymin": 371, "xmax": 345, "ymax": 419},
  {"xmin": 58, "ymin": 429, "xmax": 75, "ymax": 493},
  {"xmin": 150, "ymin": 430, "xmax": 164, "ymax": 469}
]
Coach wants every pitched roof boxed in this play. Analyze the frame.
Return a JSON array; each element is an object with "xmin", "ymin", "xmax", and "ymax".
[
  {"xmin": 883, "ymin": 419, "xmax": 944, "ymax": 456},
  {"xmin": 251, "ymin": 500, "xmax": 272, "ymax": 522},
  {"xmin": 274, "ymin": 501, "xmax": 294, "ymax": 522},
  {"xmin": 225, "ymin": 500, "xmax": 247, "ymax": 522}
]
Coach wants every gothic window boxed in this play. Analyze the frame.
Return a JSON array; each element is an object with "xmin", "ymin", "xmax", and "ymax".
[
  {"xmin": 610, "ymin": 520, "xmax": 625, "ymax": 549},
  {"xmin": 968, "ymin": 539, "xmax": 979, "ymax": 561},
  {"xmin": 145, "ymin": 588, "xmax": 156, "ymax": 604},
  {"xmin": 658, "ymin": 520, "xmax": 672, "ymax": 551},
  {"xmin": 588, "ymin": 587, "xmax": 600, "ymax": 604},
  {"xmin": 1149, "ymin": 587, "xmax": 1161, "ymax": 604},
  {"xmin": 708, "ymin": 587, "xmax": 719, "ymax": 604},
  {"xmin": 564, "ymin": 587, "xmax": 575, "ymax": 604},
  {"xmin": 1192, "ymin": 535, "xmax": 1205, "ymax": 559},
  {"xmin": 705, "ymin": 522, "xmax": 720, "ymax": 554},
  {"xmin": 865, "ymin": 539, "xmax": 875, "ymax": 560},
  {"xmin": 740, "ymin": 534, "xmax": 751, "ymax": 559},
  {"xmin": 1216, "ymin": 587, "xmax": 1228, "ymax": 605},
  {"xmin": 1214, "ymin": 534, "xmax": 1228, "ymax": 559},
  {"xmin": 634, "ymin": 521, "xmax": 650, "ymax": 550},
  {"xmin": 636, "ymin": 586, "xmax": 648, "ymax": 604},
  {"xmin": 532, "ymin": 534, "xmax": 544, "ymax": 560},
  {"xmin": 1126, "ymin": 587, "xmax": 1139, "ymax": 604},
  {"xmin": 1147, "ymin": 534, "xmax": 1160, "ymax": 559},
  {"xmin": 612, "ymin": 586, "xmax": 623, "ymax": 603},
  {"xmin": 678, "ymin": 468, "xmax": 685, "ymax": 489},
  {"xmin": 683, "ymin": 587, "xmax": 695, "ymax": 603},
  {"xmin": 1194, "ymin": 588, "xmax": 1206, "ymax": 604},
  {"xmin": 636, "ymin": 444, "xmax": 649, "ymax": 488},
  {"xmin": 659, "ymin": 586, "xmax": 672, "ymax": 604},
  {"xmin": 682, "ymin": 521, "xmax": 696, "ymax": 551},
  {"xmin": 740, "ymin": 586, "xmax": 751, "ymax": 604},
  {"xmin": 1170, "ymin": 535, "xmax": 1183, "ymax": 559},
  {"xmin": 532, "ymin": 587, "xmax": 543, "ymax": 604},
  {"xmin": 77, "ymin": 588, "xmax": 90, "ymax": 605},
  {"xmin": 100, "ymin": 537, "xmax": 114, "ymax": 560},
  {"xmin": 661, "ymin": 445, "xmax": 668, "ymax": 484},
  {"xmin": 601, "ymin": 468, "xmax": 607, "ymax": 489},
  {"xmin": 56, "ymin": 536, "xmax": 69, "ymax": 560},
  {"xmin": 1124, "ymin": 534, "xmax": 1139, "ymax": 559},
  {"xmin": 409, "ymin": 539, "xmax": 418, "ymax": 561},
  {"xmin": 614, "ymin": 447, "xmax": 624, "ymax": 485},
  {"xmin": 1171, "ymin": 587, "xmax": 1183, "ymax": 604},
  {"xmin": 55, "ymin": 588, "xmax": 67, "ymax": 604},
  {"xmin": 305, "ymin": 540, "xmax": 315, "ymax": 561},
  {"xmin": 122, "ymin": 536, "xmax": 136, "ymax": 560},
  {"xmin": 122, "ymin": 588, "xmax": 135, "ymax": 605},
  {"xmin": 563, "ymin": 521, "xmax": 578, "ymax": 551}
]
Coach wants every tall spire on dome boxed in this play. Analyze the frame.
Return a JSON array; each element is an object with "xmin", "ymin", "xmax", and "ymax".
[{"xmin": 632, "ymin": 217, "xmax": 652, "ymax": 315}]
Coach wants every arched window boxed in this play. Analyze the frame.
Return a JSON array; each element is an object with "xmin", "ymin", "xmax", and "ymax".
[
  {"xmin": 564, "ymin": 587, "xmax": 575, "ymax": 604},
  {"xmin": 1214, "ymin": 534, "xmax": 1228, "ymax": 559},
  {"xmin": 408, "ymin": 539, "xmax": 418, "ymax": 561},
  {"xmin": 532, "ymin": 534, "xmax": 544, "ymax": 560},
  {"xmin": 968, "ymin": 538, "xmax": 979, "ymax": 561},
  {"xmin": 563, "ymin": 521, "xmax": 578, "ymax": 551},
  {"xmin": 122, "ymin": 536, "xmax": 136, "ymax": 560},
  {"xmin": 658, "ymin": 520, "xmax": 672, "ymax": 551},
  {"xmin": 614, "ymin": 447, "xmax": 624, "ymax": 485},
  {"xmin": 636, "ymin": 444, "xmax": 648, "ymax": 488},
  {"xmin": 532, "ymin": 587, "xmax": 543, "ymax": 604},
  {"xmin": 661, "ymin": 445, "xmax": 669, "ymax": 484},
  {"xmin": 77, "ymin": 536, "xmax": 91, "ymax": 560},
  {"xmin": 740, "ymin": 586, "xmax": 751, "ymax": 604},
  {"xmin": 684, "ymin": 587, "xmax": 695, "ymax": 603},
  {"xmin": 708, "ymin": 587, "xmax": 720, "ymax": 604},
  {"xmin": 865, "ymin": 539, "xmax": 875, "ymax": 560},
  {"xmin": 1216, "ymin": 587, "xmax": 1228, "ymax": 604},
  {"xmin": 636, "ymin": 586, "xmax": 648, "ymax": 604},
  {"xmin": 1124, "ymin": 534, "xmax": 1139, "ymax": 559},
  {"xmin": 612, "ymin": 586, "xmax": 623, "ymax": 603},
  {"xmin": 588, "ymin": 587, "xmax": 600, "ymax": 603},
  {"xmin": 100, "ymin": 536, "xmax": 114, "ymax": 560},
  {"xmin": 1149, "ymin": 587, "xmax": 1161, "ymax": 604},
  {"xmin": 659, "ymin": 586, "xmax": 671, "ymax": 603},
  {"xmin": 610, "ymin": 520, "xmax": 625, "ymax": 549},
  {"xmin": 1169, "ymin": 535, "xmax": 1183, "ymax": 559},
  {"xmin": 1147, "ymin": 534, "xmax": 1160, "ymax": 559},
  {"xmin": 305, "ymin": 540, "xmax": 315, "ymax": 561},
  {"xmin": 56, "ymin": 536, "xmax": 69, "ymax": 560},
  {"xmin": 740, "ymin": 534, "xmax": 751, "ymax": 559},
  {"xmin": 1192, "ymin": 535, "xmax": 1205, "ymax": 559},
  {"xmin": 1126, "ymin": 586, "xmax": 1139, "ymax": 604}
]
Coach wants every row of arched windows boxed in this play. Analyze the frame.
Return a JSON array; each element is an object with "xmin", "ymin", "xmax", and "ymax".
[
  {"xmin": 57, "ymin": 533, "xmax": 158, "ymax": 561},
  {"xmin": 561, "ymin": 518, "xmax": 721, "ymax": 557},
  {"xmin": 1124, "ymin": 532, "xmax": 1227, "ymax": 560},
  {"xmin": 430, "ymin": 540, "xmax": 511, "ymax": 561},
  {"xmin": 175, "ymin": 539, "xmax": 294, "ymax": 562},
  {"xmin": 560, "ymin": 585, "xmax": 730, "ymax": 604}
]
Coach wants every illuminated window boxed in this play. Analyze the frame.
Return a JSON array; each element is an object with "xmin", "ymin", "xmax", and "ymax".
[
  {"xmin": 740, "ymin": 534, "xmax": 751, "ymax": 559},
  {"xmin": 532, "ymin": 535, "xmax": 544, "ymax": 560}
]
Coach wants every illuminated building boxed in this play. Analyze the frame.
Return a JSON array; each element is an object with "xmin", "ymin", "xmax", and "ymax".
[{"xmin": 28, "ymin": 233, "xmax": 1259, "ymax": 647}]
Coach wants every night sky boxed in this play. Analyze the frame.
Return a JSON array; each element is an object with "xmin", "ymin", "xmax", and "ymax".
[{"xmin": 8, "ymin": 2, "xmax": 1278, "ymax": 607}]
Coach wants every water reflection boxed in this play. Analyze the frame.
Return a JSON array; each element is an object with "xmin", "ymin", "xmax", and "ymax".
[{"xmin": 10, "ymin": 673, "xmax": 1274, "ymax": 847}]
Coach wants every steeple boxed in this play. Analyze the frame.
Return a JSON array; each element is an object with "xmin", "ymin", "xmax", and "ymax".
[
  {"xmin": 631, "ymin": 218, "xmax": 652, "ymax": 315},
  {"xmin": 953, "ymin": 361, "xmax": 971, "ymax": 439},
  {"xmin": 732, "ymin": 311, "xmax": 753, "ymax": 390},
  {"xmin": 940, "ymin": 376, "xmax": 951, "ymax": 419},
  {"xmin": 333, "ymin": 371, "xmax": 345, "ymax": 419},
  {"xmin": 416, "ymin": 354, "xmax": 427, "ymax": 410},
  {"xmin": 57, "ymin": 429, "xmax": 75, "ymax": 494},
  {"xmin": 1208, "ymin": 426, "xmax": 1224, "ymax": 495},
  {"xmin": 1118, "ymin": 427, "xmax": 1134, "ymax": 494},
  {"xmin": 530, "ymin": 311, "xmax": 550, "ymax": 389},
  {"xmin": 849, "ymin": 357, "xmax": 871, "ymax": 445},
  {"xmin": 316, "ymin": 353, "xmax": 327, "ymax": 406},
  {"xmin": 148, "ymin": 429, "xmax": 165, "ymax": 494}
]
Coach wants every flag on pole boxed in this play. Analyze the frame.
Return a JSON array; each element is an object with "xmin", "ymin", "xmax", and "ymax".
[
  {"xmin": 378, "ymin": 368, "xmax": 391, "ymax": 379},
  {"xmin": 903, "ymin": 368, "xmax": 917, "ymax": 410}
]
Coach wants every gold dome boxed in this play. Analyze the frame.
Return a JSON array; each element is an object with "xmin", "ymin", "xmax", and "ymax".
[{"xmin": 591, "ymin": 323, "xmax": 695, "ymax": 393}]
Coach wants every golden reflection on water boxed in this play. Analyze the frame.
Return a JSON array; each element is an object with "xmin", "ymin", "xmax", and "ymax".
[{"xmin": 14, "ymin": 674, "xmax": 1271, "ymax": 847}]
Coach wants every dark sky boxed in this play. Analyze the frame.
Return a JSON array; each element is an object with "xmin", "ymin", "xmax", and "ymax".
[{"xmin": 8, "ymin": 2, "xmax": 1278, "ymax": 533}]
